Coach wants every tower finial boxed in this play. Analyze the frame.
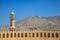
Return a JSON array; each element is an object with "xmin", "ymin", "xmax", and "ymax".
[{"xmin": 11, "ymin": 10, "xmax": 14, "ymax": 14}]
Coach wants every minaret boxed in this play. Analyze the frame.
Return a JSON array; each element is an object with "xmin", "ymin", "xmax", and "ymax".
[{"xmin": 9, "ymin": 11, "xmax": 16, "ymax": 31}]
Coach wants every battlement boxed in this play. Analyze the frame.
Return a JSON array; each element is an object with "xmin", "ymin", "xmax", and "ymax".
[{"xmin": 0, "ymin": 30, "xmax": 60, "ymax": 40}]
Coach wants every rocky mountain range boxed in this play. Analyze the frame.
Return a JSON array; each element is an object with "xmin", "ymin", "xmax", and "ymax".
[{"xmin": 0, "ymin": 16, "xmax": 60, "ymax": 31}]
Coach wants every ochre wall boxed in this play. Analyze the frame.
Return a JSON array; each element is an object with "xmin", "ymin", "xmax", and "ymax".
[{"xmin": 0, "ymin": 30, "xmax": 60, "ymax": 40}]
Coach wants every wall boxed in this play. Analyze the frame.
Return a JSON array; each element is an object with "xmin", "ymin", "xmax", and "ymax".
[{"xmin": 0, "ymin": 30, "xmax": 60, "ymax": 40}]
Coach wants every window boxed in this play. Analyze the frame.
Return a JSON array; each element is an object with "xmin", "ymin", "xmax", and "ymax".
[
  {"xmin": 10, "ymin": 33, "xmax": 13, "ymax": 38},
  {"xmin": 18, "ymin": 33, "xmax": 20, "ymax": 37},
  {"xmin": 25, "ymin": 33, "xmax": 27, "ymax": 37},
  {"xmin": 21, "ymin": 33, "xmax": 23, "ymax": 37},
  {"xmin": 36, "ymin": 33, "xmax": 38, "ymax": 37},
  {"xmin": 32, "ymin": 33, "xmax": 34, "ymax": 37},
  {"xmin": 52, "ymin": 33, "xmax": 54, "ymax": 37},
  {"xmin": 6, "ymin": 33, "xmax": 9, "ymax": 38},
  {"xmin": 44, "ymin": 33, "xmax": 46, "ymax": 37},
  {"xmin": 14, "ymin": 33, "xmax": 16, "ymax": 37},
  {"xmin": 29, "ymin": 33, "xmax": 31, "ymax": 37},
  {"xmin": 0, "ymin": 34, "xmax": 1, "ymax": 38},
  {"xmin": 48, "ymin": 33, "xmax": 50, "ymax": 38},
  {"xmin": 3, "ymin": 33, "xmax": 5, "ymax": 38},
  {"xmin": 56, "ymin": 33, "xmax": 58, "ymax": 38},
  {"xmin": 40, "ymin": 33, "xmax": 42, "ymax": 37}
]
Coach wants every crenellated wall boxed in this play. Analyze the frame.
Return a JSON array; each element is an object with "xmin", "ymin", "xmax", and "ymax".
[{"xmin": 0, "ymin": 30, "xmax": 60, "ymax": 40}]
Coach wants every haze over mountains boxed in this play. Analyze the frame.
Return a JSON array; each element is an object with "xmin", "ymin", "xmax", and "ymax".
[{"xmin": 0, "ymin": 16, "xmax": 60, "ymax": 31}]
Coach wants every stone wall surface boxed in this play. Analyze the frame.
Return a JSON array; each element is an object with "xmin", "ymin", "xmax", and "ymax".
[{"xmin": 0, "ymin": 30, "xmax": 60, "ymax": 40}]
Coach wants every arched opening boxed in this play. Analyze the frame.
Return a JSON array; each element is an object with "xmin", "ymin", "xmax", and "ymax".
[
  {"xmin": 0, "ymin": 34, "xmax": 1, "ymax": 38},
  {"xmin": 36, "ymin": 32, "xmax": 38, "ymax": 37},
  {"xmin": 10, "ymin": 33, "xmax": 13, "ymax": 38},
  {"xmin": 18, "ymin": 33, "xmax": 20, "ymax": 37},
  {"xmin": 48, "ymin": 33, "xmax": 50, "ymax": 38},
  {"xmin": 14, "ymin": 33, "xmax": 16, "ymax": 37},
  {"xmin": 44, "ymin": 33, "xmax": 46, "ymax": 37},
  {"xmin": 3, "ymin": 33, "xmax": 5, "ymax": 38},
  {"xmin": 56, "ymin": 33, "xmax": 58, "ymax": 38},
  {"xmin": 32, "ymin": 33, "xmax": 35, "ymax": 37},
  {"xmin": 6, "ymin": 33, "xmax": 9, "ymax": 38},
  {"xmin": 25, "ymin": 33, "xmax": 27, "ymax": 37},
  {"xmin": 29, "ymin": 33, "xmax": 31, "ymax": 37},
  {"xmin": 52, "ymin": 33, "xmax": 54, "ymax": 38},
  {"xmin": 40, "ymin": 32, "xmax": 42, "ymax": 37},
  {"xmin": 21, "ymin": 33, "xmax": 23, "ymax": 37}
]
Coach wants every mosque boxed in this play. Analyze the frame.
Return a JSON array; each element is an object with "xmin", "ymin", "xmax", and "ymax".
[{"xmin": 0, "ymin": 11, "xmax": 60, "ymax": 40}]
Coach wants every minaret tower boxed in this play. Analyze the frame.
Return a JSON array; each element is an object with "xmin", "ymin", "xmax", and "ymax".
[{"xmin": 9, "ymin": 11, "xmax": 16, "ymax": 31}]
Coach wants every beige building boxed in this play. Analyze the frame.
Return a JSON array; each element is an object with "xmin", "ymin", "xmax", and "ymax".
[{"xmin": 0, "ymin": 11, "xmax": 60, "ymax": 40}]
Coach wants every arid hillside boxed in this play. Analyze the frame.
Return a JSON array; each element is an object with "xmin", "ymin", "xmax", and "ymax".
[{"xmin": 15, "ymin": 16, "xmax": 60, "ymax": 31}]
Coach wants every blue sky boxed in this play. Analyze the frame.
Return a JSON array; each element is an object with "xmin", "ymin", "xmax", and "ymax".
[{"xmin": 0, "ymin": 0, "xmax": 60, "ymax": 25}]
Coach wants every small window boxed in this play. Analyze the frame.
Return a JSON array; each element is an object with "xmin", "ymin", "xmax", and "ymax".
[
  {"xmin": 48, "ymin": 33, "xmax": 50, "ymax": 38},
  {"xmin": 36, "ymin": 33, "xmax": 38, "ymax": 37},
  {"xmin": 18, "ymin": 33, "xmax": 20, "ymax": 37},
  {"xmin": 0, "ymin": 34, "xmax": 1, "ymax": 38},
  {"xmin": 21, "ymin": 33, "xmax": 23, "ymax": 37},
  {"xmin": 32, "ymin": 33, "xmax": 34, "ymax": 37},
  {"xmin": 14, "ymin": 33, "xmax": 16, "ymax": 37},
  {"xmin": 29, "ymin": 33, "xmax": 31, "ymax": 37},
  {"xmin": 56, "ymin": 33, "xmax": 58, "ymax": 38},
  {"xmin": 7, "ymin": 33, "xmax": 9, "ymax": 38},
  {"xmin": 3, "ymin": 33, "xmax": 5, "ymax": 38},
  {"xmin": 44, "ymin": 33, "xmax": 46, "ymax": 37},
  {"xmin": 25, "ymin": 33, "xmax": 27, "ymax": 37},
  {"xmin": 52, "ymin": 33, "xmax": 54, "ymax": 37},
  {"xmin": 40, "ymin": 33, "xmax": 42, "ymax": 37},
  {"xmin": 10, "ymin": 33, "xmax": 13, "ymax": 38}
]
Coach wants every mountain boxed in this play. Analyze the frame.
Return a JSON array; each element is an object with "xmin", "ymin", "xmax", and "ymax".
[
  {"xmin": 0, "ymin": 16, "xmax": 60, "ymax": 31},
  {"xmin": 15, "ymin": 16, "xmax": 60, "ymax": 31}
]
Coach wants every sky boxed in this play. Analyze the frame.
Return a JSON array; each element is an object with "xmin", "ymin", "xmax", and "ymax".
[{"xmin": 0, "ymin": 0, "xmax": 60, "ymax": 25}]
